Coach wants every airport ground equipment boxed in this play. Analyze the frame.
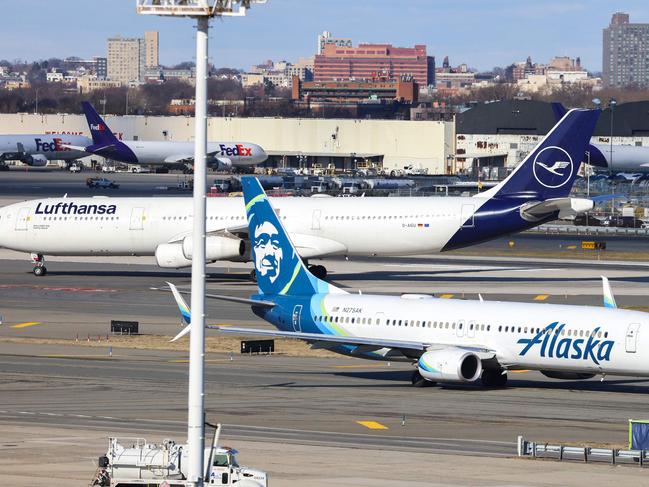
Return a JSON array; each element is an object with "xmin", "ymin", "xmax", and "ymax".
[{"xmin": 94, "ymin": 425, "xmax": 267, "ymax": 486}]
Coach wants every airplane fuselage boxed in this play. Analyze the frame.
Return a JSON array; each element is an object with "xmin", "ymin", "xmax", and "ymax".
[
  {"xmin": 0, "ymin": 194, "xmax": 553, "ymax": 258},
  {"xmin": 256, "ymin": 293, "xmax": 649, "ymax": 377},
  {"xmin": 0, "ymin": 134, "xmax": 90, "ymax": 163}
]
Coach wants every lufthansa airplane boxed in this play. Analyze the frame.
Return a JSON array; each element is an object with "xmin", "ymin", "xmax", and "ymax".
[
  {"xmin": 0, "ymin": 133, "xmax": 90, "ymax": 167},
  {"xmin": 168, "ymin": 177, "xmax": 649, "ymax": 388},
  {"xmin": 0, "ymin": 108, "xmax": 598, "ymax": 276},
  {"xmin": 65, "ymin": 102, "xmax": 267, "ymax": 170}
]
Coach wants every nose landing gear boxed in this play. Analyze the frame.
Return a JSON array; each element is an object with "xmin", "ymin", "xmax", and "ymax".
[{"xmin": 30, "ymin": 253, "xmax": 47, "ymax": 276}]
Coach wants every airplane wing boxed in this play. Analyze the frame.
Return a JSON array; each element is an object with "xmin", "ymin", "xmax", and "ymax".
[
  {"xmin": 215, "ymin": 325, "xmax": 496, "ymax": 360},
  {"xmin": 521, "ymin": 197, "xmax": 593, "ymax": 219},
  {"xmin": 164, "ymin": 154, "xmax": 194, "ymax": 164}
]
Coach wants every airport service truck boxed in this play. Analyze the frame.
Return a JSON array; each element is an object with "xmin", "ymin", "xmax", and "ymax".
[{"xmin": 92, "ymin": 425, "xmax": 267, "ymax": 487}]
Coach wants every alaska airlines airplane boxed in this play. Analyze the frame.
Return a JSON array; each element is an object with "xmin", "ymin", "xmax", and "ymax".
[
  {"xmin": 168, "ymin": 177, "xmax": 649, "ymax": 388},
  {"xmin": 0, "ymin": 108, "xmax": 598, "ymax": 276},
  {"xmin": 0, "ymin": 134, "xmax": 90, "ymax": 167},
  {"xmin": 68, "ymin": 102, "xmax": 267, "ymax": 170}
]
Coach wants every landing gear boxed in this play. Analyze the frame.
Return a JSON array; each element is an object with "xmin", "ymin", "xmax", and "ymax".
[
  {"xmin": 250, "ymin": 269, "xmax": 257, "ymax": 282},
  {"xmin": 411, "ymin": 370, "xmax": 435, "ymax": 388},
  {"xmin": 481, "ymin": 369, "xmax": 508, "ymax": 388},
  {"xmin": 308, "ymin": 264, "xmax": 327, "ymax": 279},
  {"xmin": 30, "ymin": 253, "xmax": 47, "ymax": 276}
]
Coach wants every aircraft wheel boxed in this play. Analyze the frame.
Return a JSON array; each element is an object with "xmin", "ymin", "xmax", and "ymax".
[
  {"xmin": 250, "ymin": 269, "xmax": 257, "ymax": 282},
  {"xmin": 33, "ymin": 266, "xmax": 47, "ymax": 277},
  {"xmin": 411, "ymin": 370, "xmax": 435, "ymax": 388},
  {"xmin": 481, "ymin": 369, "xmax": 508, "ymax": 388}
]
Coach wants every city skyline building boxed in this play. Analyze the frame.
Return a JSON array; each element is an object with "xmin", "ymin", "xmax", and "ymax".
[
  {"xmin": 603, "ymin": 12, "xmax": 649, "ymax": 88},
  {"xmin": 145, "ymin": 30, "xmax": 159, "ymax": 68},
  {"xmin": 314, "ymin": 42, "xmax": 434, "ymax": 86},
  {"xmin": 107, "ymin": 35, "xmax": 145, "ymax": 84}
]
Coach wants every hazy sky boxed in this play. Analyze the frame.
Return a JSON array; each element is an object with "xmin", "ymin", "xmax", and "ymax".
[{"xmin": 1, "ymin": 1, "xmax": 648, "ymax": 72}]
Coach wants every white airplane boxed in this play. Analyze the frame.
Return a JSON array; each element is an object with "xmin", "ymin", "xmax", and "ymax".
[
  {"xmin": 166, "ymin": 177, "xmax": 649, "ymax": 389},
  {"xmin": 0, "ymin": 134, "xmax": 90, "ymax": 167},
  {"xmin": 0, "ymin": 108, "xmax": 599, "ymax": 277},
  {"xmin": 69, "ymin": 102, "xmax": 267, "ymax": 170}
]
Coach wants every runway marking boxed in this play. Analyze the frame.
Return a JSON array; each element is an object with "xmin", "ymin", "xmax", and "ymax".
[
  {"xmin": 439, "ymin": 294, "xmax": 454, "ymax": 299},
  {"xmin": 41, "ymin": 355, "xmax": 113, "ymax": 360},
  {"xmin": 11, "ymin": 322, "xmax": 42, "ymax": 329},
  {"xmin": 533, "ymin": 294, "xmax": 550, "ymax": 301},
  {"xmin": 0, "ymin": 284, "xmax": 118, "ymax": 293},
  {"xmin": 168, "ymin": 359, "xmax": 230, "ymax": 364},
  {"xmin": 356, "ymin": 420, "xmax": 388, "ymax": 430}
]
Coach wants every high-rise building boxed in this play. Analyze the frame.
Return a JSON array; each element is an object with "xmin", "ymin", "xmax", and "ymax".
[
  {"xmin": 314, "ymin": 42, "xmax": 434, "ymax": 86},
  {"xmin": 603, "ymin": 12, "xmax": 649, "ymax": 88},
  {"xmin": 107, "ymin": 35, "xmax": 146, "ymax": 84},
  {"xmin": 145, "ymin": 31, "xmax": 159, "ymax": 68}
]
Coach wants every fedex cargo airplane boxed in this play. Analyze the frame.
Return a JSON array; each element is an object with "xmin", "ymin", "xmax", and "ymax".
[
  {"xmin": 167, "ymin": 177, "xmax": 649, "ymax": 389},
  {"xmin": 0, "ymin": 134, "xmax": 90, "ymax": 167},
  {"xmin": 0, "ymin": 108, "xmax": 599, "ymax": 276},
  {"xmin": 68, "ymin": 102, "xmax": 267, "ymax": 170}
]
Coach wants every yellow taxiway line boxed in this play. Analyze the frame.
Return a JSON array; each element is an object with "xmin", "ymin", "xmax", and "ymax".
[
  {"xmin": 533, "ymin": 295, "xmax": 549, "ymax": 301},
  {"xmin": 439, "ymin": 294, "xmax": 454, "ymax": 299},
  {"xmin": 11, "ymin": 322, "xmax": 43, "ymax": 329}
]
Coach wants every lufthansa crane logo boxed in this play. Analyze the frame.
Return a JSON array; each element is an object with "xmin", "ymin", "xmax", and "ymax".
[{"xmin": 532, "ymin": 146, "xmax": 574, "ymax": 189}]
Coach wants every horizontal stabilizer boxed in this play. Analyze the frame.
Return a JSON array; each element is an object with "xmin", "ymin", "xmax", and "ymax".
[{"xmin": 521, "ymin": 197, "xmax": 593, "ymax": 219}]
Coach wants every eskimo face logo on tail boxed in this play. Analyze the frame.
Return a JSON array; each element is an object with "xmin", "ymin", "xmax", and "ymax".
[
  {"xmin": 517, "ymin": 322, "xmax": 614, "ymax": 365},
  {"xmin": 253, "ymin": 221, "xmax": 283, "ymax": 284},
  {"xmin": 532, "ymin": 146, "xmax": 574, "ymax": 189}
]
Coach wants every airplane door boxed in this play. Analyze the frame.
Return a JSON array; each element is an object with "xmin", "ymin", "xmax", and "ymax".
[
  {"xmin": 311, "ymin": 210, "xmax": 322, "ymax": 230},
  {"xmin": 467, "ymin": 320, "xmax": 476, "ymax": 338},
  {"xmin": 129, "ymin": 207, "xmax": 145, "ymax": 230},
  {"xmin": 461, "ymin": 204, "xmax": 475, "ymax": 228},
  {"xmin": 15, "ymin": 207, "xmax": 30, "ymax": 231},
  {"xmin": 292, "ymin": 305, "xmax": 302, "ymax": 332},
  {"xmin": 626, "ymin": 323, "xmax": 640, "ymax": 353},
  {"xmin": 456, "ymin": 319, "xmax": 465, "ymax": 338}
]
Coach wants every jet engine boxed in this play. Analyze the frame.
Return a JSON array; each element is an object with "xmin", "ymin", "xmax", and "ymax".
[
  {"xmin": 417, "ymin": 349, "xmax": 482, "ymax": 383},
  {"xmin": 21, "ymin": 154, "xmax": 48, "ymax": 167},
  {"xmin": 182, "ymin": 235, "xmax": 246, "ymax": 262},
  {"xmin": 213, "ymin": 157, "xmax": 233, "ymax": 171},
  {"xmin": 155, "ymin": 243, "xmax": 192, "ymax": 269},
  {"xmin": 540, "ymin": 371, "xmax": 596, "ymax": 380}
]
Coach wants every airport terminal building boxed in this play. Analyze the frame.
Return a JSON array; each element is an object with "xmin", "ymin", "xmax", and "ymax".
[
  {"xmin": 0, "ymin": 113, "xmax": 455, "ymax": 174},
  {"xmin": 455, "ymin": 100, "xmax": 649, "ymax": 178}
]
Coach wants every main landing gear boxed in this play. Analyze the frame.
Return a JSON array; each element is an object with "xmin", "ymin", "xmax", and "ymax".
[
  {"xmin": 31, "ymin": 253, "xmax": 47, "ymax": 276},
  {"xmin": 481, "ymin": 369, "xmax": 508, "ymax": 388},
  {"xmin": 411, "ymin": 370, "xmax": 435, "ymax": 388}
]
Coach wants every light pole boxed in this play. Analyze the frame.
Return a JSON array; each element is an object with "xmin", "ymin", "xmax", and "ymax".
[
  {"xmin": 136, "ymin": 2, "xmax": 267, "ymax": 486},
  {"xmin": 609, "ymin": 98, "xmax": 616, "ymax": 175}
]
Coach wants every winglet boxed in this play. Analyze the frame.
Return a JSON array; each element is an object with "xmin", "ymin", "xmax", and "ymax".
[
  {"xmin": 601, "ymin": 276, "xmax": 617, "ymax": 309},
  {"xmin": 166, "ymin": 281, "xmax": 192, "ymax": 342}
]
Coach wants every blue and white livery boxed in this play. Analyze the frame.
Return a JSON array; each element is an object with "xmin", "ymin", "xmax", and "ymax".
[{"xmin": 166, "ymin": 177, "xmax": 649, "ymax": 388}]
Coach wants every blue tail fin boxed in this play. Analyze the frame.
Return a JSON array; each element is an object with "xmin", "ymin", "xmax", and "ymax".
[
  {"xmin": 81, "ymin": 101, "xmax": 119, "ymax": 146},
  {"xmin": 242, "ymin": 177, "xmax": 345, "ymax": 296},
  {"xmin": 483, "ymin": 108, "xmax": 600, "ymax": 199}
]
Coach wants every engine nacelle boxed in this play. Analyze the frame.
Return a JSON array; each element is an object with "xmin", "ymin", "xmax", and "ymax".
[
  {"xmin": 540, "ymin": 370, "xmax": 596, "ymax": 380},
  {"xmin": 22, "ymin": 154, "xmax": 48, "ymax": 167},
  {"xmin": 418, "ymin": 349, "xmax": 482, "ymax": 383},
  {"xmin": 155, "ymin": 243, "xmax": 192, "ymax": 269},
  {"xmin": 182, "ymin": 235, "xmax": 245, "ymax": 261},
  {"xmin": 213, "ymin": 157, "xmax": 233, "ymax": 171}
]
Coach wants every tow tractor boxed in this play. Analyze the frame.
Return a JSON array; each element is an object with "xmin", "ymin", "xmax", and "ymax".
[{"xmin": 92, "ymin": 424, "xmax": 267, "ymax": 487}]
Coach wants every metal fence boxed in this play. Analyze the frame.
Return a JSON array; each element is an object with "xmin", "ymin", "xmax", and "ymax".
[{"xmin": 518, "ymin": 436, "xmax": 648, "ymax": 466}]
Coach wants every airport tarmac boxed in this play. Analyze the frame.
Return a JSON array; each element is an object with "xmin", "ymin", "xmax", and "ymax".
[{"xmin": 3, "ymin": 170, "xmax": 649, "ymax": 485}]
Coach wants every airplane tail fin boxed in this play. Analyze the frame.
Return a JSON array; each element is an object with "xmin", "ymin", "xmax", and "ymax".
[
  {"xmin": 480, "ymin": 108, "xmax": 600, "ymax": 200},
  {"xmin": 242, "ymin": 176, "xmax": 346, "ymax": 297},
  {"xmin": 81, "ymin": 101, "xmax": 119, "ymax": 146}
]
